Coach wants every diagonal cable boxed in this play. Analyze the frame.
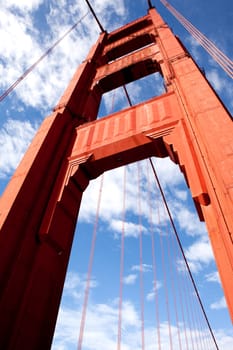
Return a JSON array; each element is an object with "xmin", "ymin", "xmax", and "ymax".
[
  {"xmin": 0, "ymin": 11, "xmax": 89, "ymax": 103},
  {"xmin": 160, "ymin": 0, "xmax": 233, "ymax": 79}
]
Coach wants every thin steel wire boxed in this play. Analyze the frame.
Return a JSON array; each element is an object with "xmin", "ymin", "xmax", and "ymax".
[
  {"xmin": 158, "ymin": 207, "xmax": 174, "ymax": 350},
  {"xmin": 0, "ymin": 11, "xmax": 89, "ymax": 102},
  {"xmin": 160, "ymin": 0, "xmax": 233, "ymax": 78},
  {"xmin": 77, "ymin": 174, "xmax": 104, "ymax": 350},
  {"xmin": 137, "ymin": 162, "xmax": 145, "ymax": 350},
  {"xmin": 117, "ymin": 166, "xmax": 127, "ymax": 350},
  {"xmin": 165, "ymin": 222, "xmax": 183, "ymax": 350},
  {"xmin": 149, "ymin": 157, "xmax": 220, "ymax": 350},
  {"xmin": 170, "ymin": 233, "xmax": 190, "ymax": 350},
  {"xmin": 146, "ymin": 161, "xmax": 162, "ymax": 350}
]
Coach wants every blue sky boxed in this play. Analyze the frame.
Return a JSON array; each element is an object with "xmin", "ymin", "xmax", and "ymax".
[{"xmin": 0, "ymin": 0, "xmax": 232, "ymax": 349}]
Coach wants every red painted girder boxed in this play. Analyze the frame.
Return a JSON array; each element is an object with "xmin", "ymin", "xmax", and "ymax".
[
  {"xmin": 107, "ymin": 14, "xmax": 152, "ymax": 44},
  {"xmin": 71, "ymin": 92, "xmax": 179, "ymax": 157},
  {"xmin": 105, "ymin": 25, "xmax": 154, "ymax": 51},
  {"xmin": 104, "ymin": 31, "xmax": 155, "ymax": 63},
  {"xmin": 70, "ymin": 91, "xmax": 207, "ymax": 207},
  {"xmin": 94, "ymin": 44, "xmax": 160, "ymax": 83}
]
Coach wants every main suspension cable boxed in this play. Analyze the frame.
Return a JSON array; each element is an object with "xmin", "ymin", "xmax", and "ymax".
[
  {"xmin": 160, "ymin": 0, "xmax": 233, "ymax": 79},
  {"xmin": 0, "ymin": 11, "xmax": 89, "ymax": 103},
  {"xmin": 84, "ymin": 0, "xmax": 105, "ymax": 32},
  {"xmin": 149, "ymin": 157, "xmax": 220, "ymax": 350}
]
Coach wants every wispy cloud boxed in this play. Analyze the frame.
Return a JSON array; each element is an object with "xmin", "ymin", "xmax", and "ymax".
[
  {"xmin": 173, "ymin": 203, "xmax": 207, "ymax": 237},
  {"xmin": 131, "ymin": 263, "xmax": 152, "ymax": 273},
  {"xmin": 4, "ymin": 0, "xmax": 43, "ymax": 12},
  {"xmin": 210, "ymin": 296, "xmax": 227, "ymax": 310},
  {"xmin": 0, "ymin": 119, "xmax": 38, "ymax": 178},
  {"xmin": 184, "ymin": 237, "xmax": 214, "ymax": 273},
  {"xmin": 205, "ymin": 271, "xmax": 221, "ymax": 284},
  {"xmin": 146, "ymin": 281, "xmax": 162, "ymax": 301},
  {"xmin": 177, "ymin": 236, "xmax": 215, "ymax": 274},
  {"xmin": 123, "ymin": 274, "xmax": 137, "ymax": 285},
  {"xmin": 52, "ymin": 271, "xmax": 233, "ymax": 349},
  {"xmin": 63, "ymin": 271, "xmax": 98, "ymax": 304},
  {"xmin": 110, "ymin": 219, "xmax": 147, "ymax": 239},
  {"xmin": 0, "ymin": 1, "xmax": 127, "ymax": 111}
]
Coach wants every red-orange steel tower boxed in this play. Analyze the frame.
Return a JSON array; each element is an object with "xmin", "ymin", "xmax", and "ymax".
[{"xmin": 0, "ymin": 6, "xmax": 232, "ymax": 349}]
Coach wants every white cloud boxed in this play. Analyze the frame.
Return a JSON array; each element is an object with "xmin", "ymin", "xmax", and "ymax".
[
  {"xmin": 184, "ymin": 237, "xmax": 215, "ymax": 273},
  {"xmin": 62, "ymin": 271, "xmax": 97, "ymax": 303},
  {"xmin": 123, "ymin": 274, "xmax": 137, "ymax": 285},
  {"xmin": 174, "ymin": 204, "xmax": 207, "ymax": 237},
  {"xmin": 0, "ymin": 0, "xmax": 128, "ymax": 111},
  {"xmin": 207, "ymin": 69, "xmax": 225, "ymax": 92},
  {"xmin": 146, "ymin": 281, "xmax": 162, "ymax": 301},
  {"xmin": 131, "ymin": 263, "xmax": 152, "ymax": 273},
  {"xmin": 205, "ymin": 271, "xmax": 221, "ymax": 284},
  {"xmin": 110, "ymin": 219, "xmax": 147, "ymax": 238},
  {"xmin": 79, "ymin": 157, "xmax": 186, "ymax": 233},
  {"xmin": 52, "ymin": 299, "xmax": 140, "ymax": 350},
  {"xmin": 91, "ymin": 0, "xmax": 126, "ymax": 30},
  {"xmin": 79, "ymin": 168, "xmax": 125, "ymax": 223},
  {"xmin": 0, "ymin": 119, "xmax": 38, "ymax": 178},
  {"xmin": 146, "ymin": 290, "xmax": 155, "ymax": 302},
  {"xmin": 52, "ymin": 292, "xmax": 233, "ymax": 350},
  {"xmin": 174, "ymin": 189, "xmax": 187, "ymax": 201},
  {"xmin": 3, "ymin": 0, "xmax": 43, "ymax": 12},
  {"xmin": 206, "ymin": 69, "xmax": 233, "ymax": 109},
  {"xmin": 153, "ymin": 157, "xmax": 183, "ymax": 188},
  {"xmin": 210, "ymin": 296, "xmax": 227, "ymax": 310},
  {"xmin": 185, "ymin": 35, "xmax": 202, "ymax": 61},
  {"xmin": 214, "ymin": 329, "xmax": 233, "ymax": 349}
]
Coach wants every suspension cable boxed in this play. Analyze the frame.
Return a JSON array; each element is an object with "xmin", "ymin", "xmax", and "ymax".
[
  {"xmin": 122, "ymin": 79, "xmax": 219, "ymax": 349},
  {"xmin": 149, "ymin": 157, "xmax": 220, "ymax": 350},
  {"xmin": 77, "ymin": 174, "xmax": 104, "ymax": 350},
  {"xmin": 137, "ymin": 162, "xmax": 145, "ymax": 350},
  {"xmin": 160, "ymin": 0, "xmax": 233, "ymax": 79},
  {"xmin": 146, "ymin": 161, "xmax": 161, "ymax": 350},
  {"xmin": 117, "ymin": 166, "xmax": 127, "ymax": 350},
  {"xmin": 0, "ymin": 11, "xmax": 89, "ymax": 103},
  {"xmin": 170, "ymin": 226, "xmax": 190, "ymax": 350},
  {"xmin": 158, "ymin": 199, "xmax": 174, "ymax": 350},
  {"xmin": 164, "ymin": 218, "xmax": 182, "ymax": 349},
  {"xmin": 147, "ymin": 0, "xmax": 154, "ymax": 10},
  {"xmin": 84, "ymin": 0, "xmax": 105, "ymax": 32},
  {"xmin": 123, "ymin": 85, "xmax": 133, "ymax": 107}
]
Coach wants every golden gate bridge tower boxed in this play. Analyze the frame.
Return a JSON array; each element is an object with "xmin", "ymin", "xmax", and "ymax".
[{"xmin": 0, "ymin": 1, "xmax": 232, "ymax": 349}]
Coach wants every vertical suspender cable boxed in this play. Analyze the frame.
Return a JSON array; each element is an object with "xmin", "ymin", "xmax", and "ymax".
[
  {"xmin": 164, "ymin": 221, "xmax": 182, "ymax": 350},
  {"xmin": 180, "ymin": 264, "xmax": 195, "ymax": 350},
  {"xmin": 182, "ymin": 261, "xmax": 198, "ymax": 350},
  {"xmin": 77, "ymin": 174, "xmax": 104, "ymax": 350},
  {"xmin": 117, "ymin": 166, "xmax": 127, "ymax": 350},
  {"xmin": 137, "ymin": 162, "xmax": 145, "ymax": 350},
  {"xmin": 158, "ymin": 198, "xmax": 173, "ymax": 350},
  {"xmin": 170, "ymin": 236, "xmax": 190, "ymax": 350},
  {"xmin": 149, "ymin": 158, "xmax": 220, "ymax": 350},
  {"xmin": 146, "ymin": 161, "xmax": 162, "ymax": 350}
]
